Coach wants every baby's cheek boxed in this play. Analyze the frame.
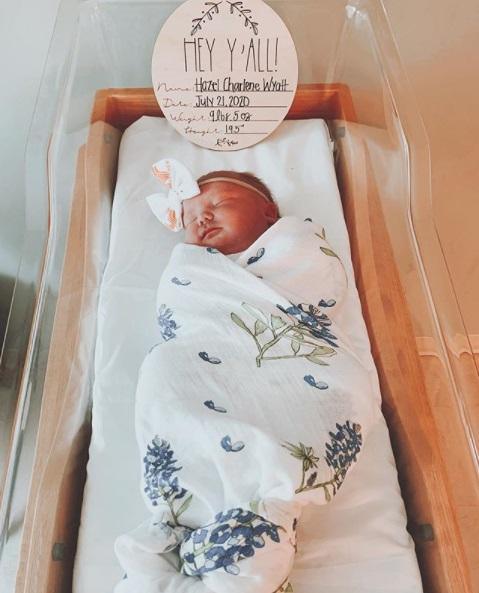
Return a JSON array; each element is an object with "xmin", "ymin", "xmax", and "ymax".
[{"xmin": 184, "ymin": 227, "xmax": 199, "ymax": 244}]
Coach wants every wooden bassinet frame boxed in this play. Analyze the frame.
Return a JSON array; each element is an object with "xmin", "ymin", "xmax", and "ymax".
[{"xmin": 15, "ymin": 84, "xmax": 473, "ymax": 593}]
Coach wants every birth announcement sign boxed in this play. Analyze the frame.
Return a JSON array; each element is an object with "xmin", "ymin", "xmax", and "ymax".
[{"xmin": 152, "ymin": 0, "xmax": 298, "ymax": 151}]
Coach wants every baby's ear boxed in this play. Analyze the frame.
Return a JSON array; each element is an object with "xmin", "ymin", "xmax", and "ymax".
[{"xmin": 264, "ymin": 200, "xmax": 279, "ymax": 223}]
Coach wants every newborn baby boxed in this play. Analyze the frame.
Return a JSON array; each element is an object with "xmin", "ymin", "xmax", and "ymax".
[
  {"xmin": 116, "ymin": 158, "xmax": 377, "ymax": 593},
  {"xmin": 183, "ymin": 171, "xmax": 279, "ymax": 255}
]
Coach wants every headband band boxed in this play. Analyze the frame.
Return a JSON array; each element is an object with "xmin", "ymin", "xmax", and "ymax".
[{"xmin": 198, "ymin": 177, "xmax": 271, "ymax": 203}]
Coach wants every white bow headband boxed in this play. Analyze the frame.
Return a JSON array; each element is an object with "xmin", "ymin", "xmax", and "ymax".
[{"xmin": 146, "ymin": 158, "xmax": 270, "ymax": 232}]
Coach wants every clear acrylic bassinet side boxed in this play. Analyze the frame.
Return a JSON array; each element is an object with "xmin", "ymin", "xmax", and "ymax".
[
  {"xmin": 326, "ymin": 1, "xmax": 477, "ymax": 591},
  {"xmin": 0, "ymin": 1, "xmax": 143, "ymax": 590},
  {"xmin": 0, "ymin": 0, "xmax": 85, "ymax": 590}
]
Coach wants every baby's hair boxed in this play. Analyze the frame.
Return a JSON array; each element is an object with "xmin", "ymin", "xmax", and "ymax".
[{"xmin": 197, "ymin": 170, "xmax": 277, "ymax": 206}]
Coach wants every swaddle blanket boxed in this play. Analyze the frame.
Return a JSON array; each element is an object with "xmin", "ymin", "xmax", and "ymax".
[{"xmin": 114, "ymin": 216, "xmax": 381, "ymax": 593}]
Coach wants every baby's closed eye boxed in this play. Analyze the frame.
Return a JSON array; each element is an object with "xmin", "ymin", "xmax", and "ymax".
[{"xmin": 214, "ymin": 198, "xmax": 234, "ymax": 207}]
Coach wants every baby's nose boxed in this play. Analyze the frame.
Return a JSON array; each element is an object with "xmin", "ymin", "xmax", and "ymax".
[{"xmin": 197, "ymin": 209, "xmax": 214, "ymax": 225}]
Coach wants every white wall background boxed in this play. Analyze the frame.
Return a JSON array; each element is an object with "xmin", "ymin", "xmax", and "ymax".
[{"xmin": 0, "ymin": 0, "xmax": 61, "ymax": 300}]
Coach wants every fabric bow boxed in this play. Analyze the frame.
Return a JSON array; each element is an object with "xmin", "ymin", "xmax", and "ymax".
[{"xmin": 146, "ymin": 158, "xmax": 200, "ymax": 232}]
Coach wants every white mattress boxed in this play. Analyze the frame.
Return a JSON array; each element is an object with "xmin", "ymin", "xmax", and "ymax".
[{"xmin": 73, "ymin": 117, "xmax": 423, "ymax": 593}]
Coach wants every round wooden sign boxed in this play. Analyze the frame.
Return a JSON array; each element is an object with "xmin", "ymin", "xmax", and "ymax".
[{"xmin": 152, "ymin": 0, "xmax": 298, "ymax": 151}]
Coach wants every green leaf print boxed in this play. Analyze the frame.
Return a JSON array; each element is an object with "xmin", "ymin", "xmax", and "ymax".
[
  {"xmin": 305, "ymin": 354, "xmax": 329, "ymax": 365},
  {"xmin": 231, "ymin": 312, "xmax": 252, "ymax": 335},
  {"xmin": 254, "ymin": 319, "xmax": 268, "ymax": 336},
  {"xmin": 311, "ymin": 346, "xmax": 336, "ymax": 357},
  {"xmin": 291, "ymin": 340, "xmax": 300, "ymax": 354},
  {"xmin": 175, "ymin": 493, "xmax": 193, "ymax": 519},
  {"xmin": 320, "ymin": 246, "xmax": 340, "ymax": 259},
  {"xmin": 271, "ymin": 314, "xmax": 286, "ymax": 330},
  {"xmin": 242, "ymin": 303, "xmax": 268, "ymax": 324},
  {"xmin": 275, "ymin": 580, "xmax": 294, "ymax": 593},
  {"xmin": 230, "ymin": 302, "xmax": 338, "ymax": 367}
]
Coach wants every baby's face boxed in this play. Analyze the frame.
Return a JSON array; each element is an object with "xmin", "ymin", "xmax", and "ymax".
[{"xmin": 182, "ymin": 181, "xmax": 278, "ymax": 255}]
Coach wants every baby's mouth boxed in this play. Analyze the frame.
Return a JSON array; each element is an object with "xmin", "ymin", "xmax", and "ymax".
[{"xmin": 202, "ymin": 227, "xmax": 221, "ymax": 239}]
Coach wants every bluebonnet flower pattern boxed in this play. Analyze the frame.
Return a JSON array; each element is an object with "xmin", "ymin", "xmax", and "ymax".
[
  {"xmin": 325, "ymin": 421, "xmax": 362, "ymax": 494},
  {"xmin": 303, "ymin": 374, "xmax": 328, "ymax": 390},
  {"xmin": 204, "ymin": 400, "xmax": 227, "ymax": 413},
  {"xmin": 171, "ymin": 277, "xmax": 191, "ymax": 286},
  {"xmin": 143, "ymin": 437, "xmax": 192, "ymax": 521},
  {"xmin": 282, "ymin": 420, "xmax": 362, "ymax": 500},
  {"xmin": 198, "ymin": 351, "xmax": 222, "ymax": 364},
  {"xmin": 221, "ymin": 435, "xmax": 245, "ymax": 452},
  {"xmin": 180, "ymin": 508, "xmax": 282, "ymax": 576},
  {"xmin": 157, "ymin": 304, "xmax": 180, "ymax": 341},
  {"xmin": 276, "ymin": 302, "xmax": 338, "ymax": 347},
  {"xmin": 247, "ymin": 247, "xmax": 265, "ymax": 265}
]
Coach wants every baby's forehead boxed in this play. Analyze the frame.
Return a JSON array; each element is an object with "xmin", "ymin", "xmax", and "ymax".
[{"xmin": 199, "ymin": 179, "xmax": 253, "ymax": 198}]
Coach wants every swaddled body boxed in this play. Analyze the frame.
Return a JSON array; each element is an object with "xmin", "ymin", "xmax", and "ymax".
[{"xmin": 114, "ymin": 216, "xmax": 381, "ymax": 593}]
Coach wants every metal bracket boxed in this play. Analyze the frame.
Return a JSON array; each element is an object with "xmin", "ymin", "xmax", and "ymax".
[
  {"xmin": 411, "ymin": 523, "xmax": 435, "ymax": 542},
  {"xmin": 52, "ymin": 542, "xmax": 66, "ymax": 561}
]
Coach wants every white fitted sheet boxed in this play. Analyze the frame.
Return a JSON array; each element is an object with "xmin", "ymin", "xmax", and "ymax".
[{"xmin": 73, "ymin": 117, "xmax": 423, "ymax": 593}]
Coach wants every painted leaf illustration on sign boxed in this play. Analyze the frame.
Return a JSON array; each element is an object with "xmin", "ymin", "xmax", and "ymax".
[{"xmin": 191, "ymin": 1, "xmax": 222, "ymax": 35}]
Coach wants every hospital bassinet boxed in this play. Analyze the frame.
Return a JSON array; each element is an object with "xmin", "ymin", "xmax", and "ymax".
[{"xmin": 0, "ymin": 1, "xmax": 478, "ymax": 592}]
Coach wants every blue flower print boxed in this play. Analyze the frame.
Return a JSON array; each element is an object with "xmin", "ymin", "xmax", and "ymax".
[
  {"xmin": 318, "ymin": 298, "xmax": 336, "ymax": 308},
  {"xmin": 276, "ymin": 302, "xmax": 338, "ymax": 347},
  {"xmin": 157, "ymin": 304, "xmax": 179, "ymax": 341},
  {"xmin": 221, "ymin": 435, "xmax": 245, "ymax": 452},
  {"xmin": 282, "ymin": 421, "xmax": 363, "ymax": 500},
  {"xmin": 304, "ymin": 374, "xmax": 328, "ymax": 390},
  {"xmin": 325, "ymin": 421, "xmax": 362, "ymax": 492},
  {"xmin": 171, "ymin": 277, "xmax": 191, "ymax": 286},
  {"xmin": 207, "ymin": 247, "xmax": 219, "ymax": 253},
  {"xmin": 198, "ymin": 351, "xmax": 222, "ymax": 364},
  {"xmin": 143, "ymin": 437, "xmax": 192, "ymax": 521},
  {"xmin": 180, "ymin": 507, "xmax": 282, "ymax": 577},
  {"xmin": 204, "ymin": 400, "xmax": 227, "ymax": 413},
  {"xmin": 247, "ymin": 247, "xmax": 265, "ymax": 265}
]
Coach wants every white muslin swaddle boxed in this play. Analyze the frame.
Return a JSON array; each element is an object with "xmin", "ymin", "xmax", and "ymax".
[{"xmin": 114, "ymin": 216, "xmax": 381, "ymax": 593}]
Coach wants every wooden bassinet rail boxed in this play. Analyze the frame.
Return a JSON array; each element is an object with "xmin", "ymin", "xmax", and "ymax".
[{"xmin": 15, "ymin": 84, "xmax": 473, "ymax": 593}]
